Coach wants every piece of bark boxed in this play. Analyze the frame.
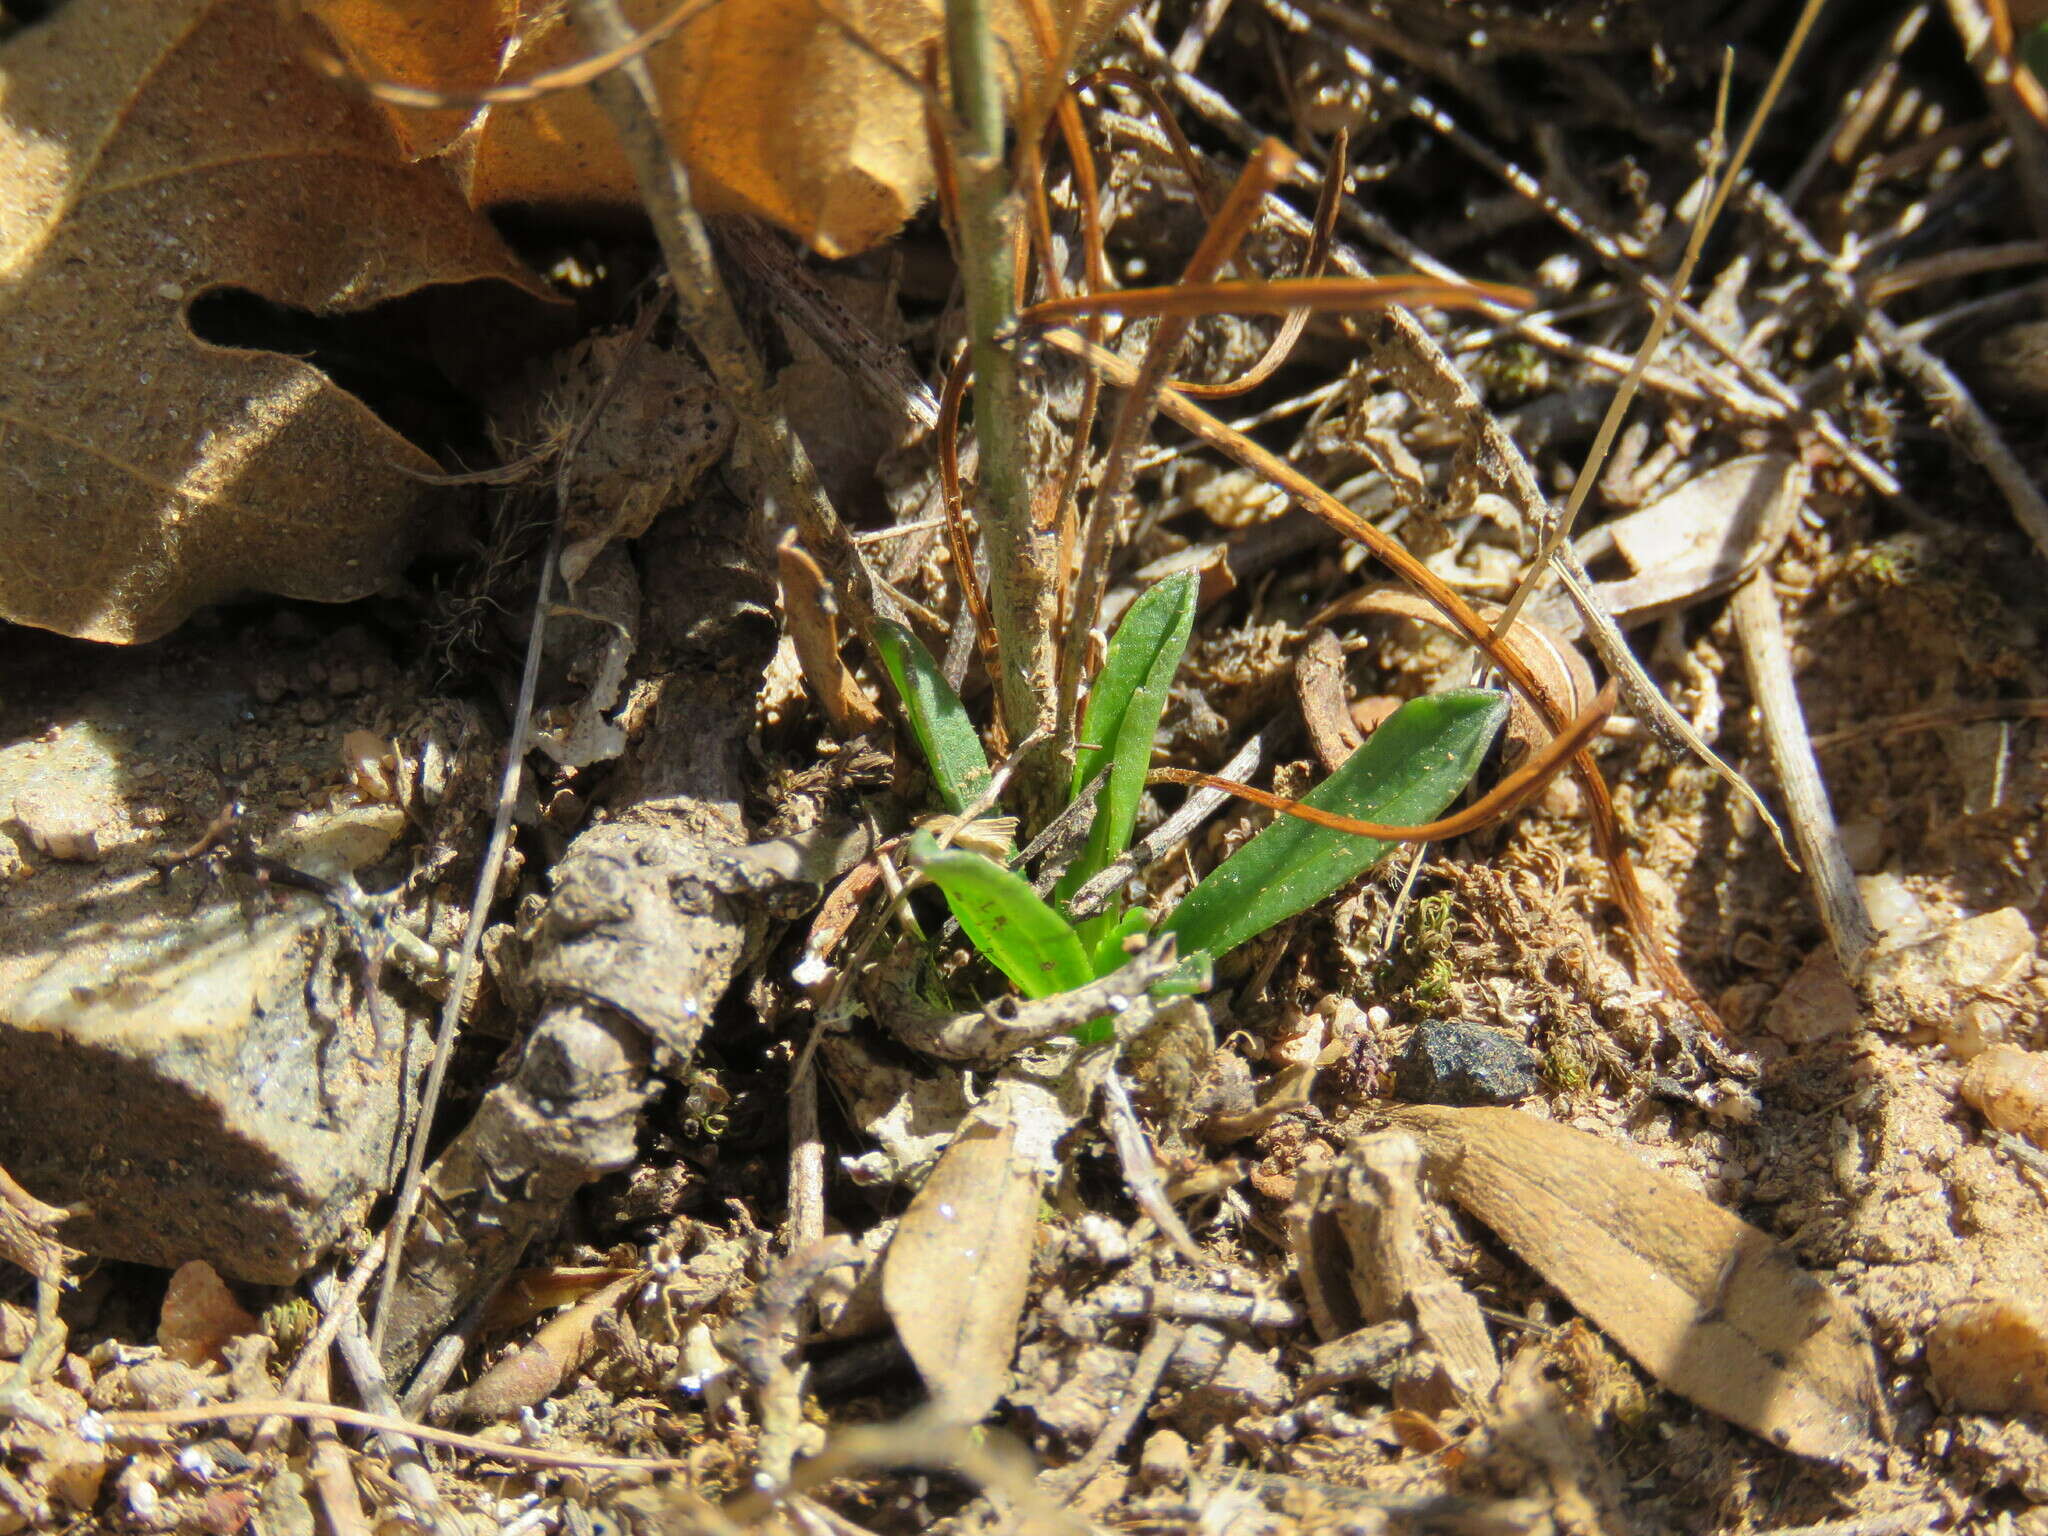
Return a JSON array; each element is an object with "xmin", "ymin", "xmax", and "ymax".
[
  {"xmin": 0, "ymin": 1165, "xmax": 76, "ymax": 1290},
  {"xmin": 1390, "ymin": 1106, "xmax": 1884, "ymax": 1462},
  {"xmin": 377, "ymin": 503, "xmax": 778, "ymax": 1375},
  {"xmin": 1295, "ymin": 627, "xmax": 1363, "ymax": 773}
]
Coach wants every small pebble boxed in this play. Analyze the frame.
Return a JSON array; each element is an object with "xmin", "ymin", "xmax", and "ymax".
[
  {"xmin": 1762, "ymin": 947, "xmax": 1862, "ymax": 1043},
  {"xmin": 249, "ymin": 667, "xmax": 288, "ymax": 705},
  {"xmin": 1137, "ymin": 1428, "xmax": 1191, "ymax": 1489},
  {"xmin": 1926, "ymin": 1294, "xmax": 2048, "ymax": 1414},
  {"xmin": 1394, "ymin": 1019, "xmax": 1542, "ymax": 1105},
  {"xmin": 1959, "ymin": 1046, "xmax": 2048, "ymax": 1149},
  {"xmin": 9, "ymin": 786, "xmax": 105, "ymax": 862}
]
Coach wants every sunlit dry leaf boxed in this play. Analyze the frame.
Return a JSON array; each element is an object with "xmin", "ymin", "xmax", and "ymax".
[
  {"xmin": 0, "ymin": 0, "xmax": 545, "ymax": 641},
  {"xmin": 309, "ymin": 0, "xmax": 1138, "ymax": 257},
  {"xmin": 881, "ymin": 1117, "xmax": 1039, "ymax": 1423},
  {"xmin": 1391, "ymin": 1106, "xmax": 1884, "ymax": 1462},
  {"xmin": 1580, "ymin": 453, "xmax": 1807, "ymax": 627},
  {"xmin": 455, "ymin": 1272, "xmax": 640, "ymax": 1418}
]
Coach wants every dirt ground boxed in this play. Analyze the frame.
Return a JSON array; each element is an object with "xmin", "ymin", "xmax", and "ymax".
[{"xmin": 4, "ymin": 2, "xmax": 2048, "ymax": 1534}]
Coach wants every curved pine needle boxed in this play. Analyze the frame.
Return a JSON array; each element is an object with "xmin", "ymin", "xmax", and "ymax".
[
  {"xmin": 1077, "ymin": 65, "xmax": 1222, "ymax": 220},
  {"xmin": 1152, "ymin": 681, "xmax": 1613, "ymax": 842},
  {"xmin": 1174, "ymin": 127, "xmax": 1349, "ymax": 400},
  {"xmin": 1020, "ymin": 274, "xmax": 1533, "ymax": 328}
]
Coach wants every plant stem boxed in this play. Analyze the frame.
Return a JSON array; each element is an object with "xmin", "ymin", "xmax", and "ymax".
[
  {"xmin": 569, "ymin": 0, "xmax": 893, "ymax": 662},
  {"xmin": 946, "ymin": 0, "xmax": 1061, "ymax": 812}
]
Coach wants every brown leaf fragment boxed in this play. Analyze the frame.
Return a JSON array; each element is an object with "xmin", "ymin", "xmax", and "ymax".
[
  {"xmin": 778, "ymin": 531, "xmax": 885, "ymax": 736},
  {"xmin": 311, "ymin": 0, "xmax": 1140, "ymax": 258},
  {"xmin": 1389, "ymin": 1106, "xmax": 1885, "ymax": 1462},
  {"xmin": 1578, "ymin": 453, "xmax": 1807, "ymax": 627},
  {"xmin": 0, "ymin": 0, "xmax": 546, "ymax": 641},
  {"xmin": 452, "ymin": 1272, "xmax": 639, "ymax": 1419},
  {"xmin": 881, "ymin": 1117, "xmax": 1040, "ymax": 1424}
]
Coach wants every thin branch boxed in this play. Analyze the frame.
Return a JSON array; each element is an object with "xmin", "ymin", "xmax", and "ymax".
[
  {"xmin": 1730, "ymin": 574, "xmax": 1880, "ymax": 981},
  {"xmin": 948, "ymin": 0, "xmax": 1061, "ymax": 772}
]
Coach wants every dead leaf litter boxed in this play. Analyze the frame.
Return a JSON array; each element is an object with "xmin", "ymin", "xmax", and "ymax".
[{"xmin": 3, "ymin": 2, "xmax": 2048, "ymax": 1535}]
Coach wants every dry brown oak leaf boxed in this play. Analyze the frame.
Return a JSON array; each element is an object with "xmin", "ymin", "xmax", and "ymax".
[
  {"xmin": 0, "ymin": 0, "xmax": 544, "ymax": 642},
  {"xmin": 305, "ymin": 0, "xmax": 1137, "ymax": 258}
]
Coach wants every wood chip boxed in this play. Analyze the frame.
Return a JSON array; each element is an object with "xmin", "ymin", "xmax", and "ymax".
[
  {"xmin": 1579, "ymin": 453, "xmax": 1807, "ymax": 627},
  {"xmin": 1294, "ymin": 626, "xmax": 1363, "ymax": 773},
  {"xmin": 1390, "ymin": 1106, "xmax": 1885, "ymax": 1461}
]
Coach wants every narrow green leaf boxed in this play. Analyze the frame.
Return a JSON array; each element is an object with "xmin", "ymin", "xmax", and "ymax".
[
  {"xmin": 908, "ymin": 832, "xmax": 1092, "ymax": 999},
  {"xmin": 874, "ymin": 620, "xmax": 991, "ymax": 815},
  {"xmin": 1163, "ymin": 689, "xmax": 1508, "ymax": 962},
  {"xmin": 1057, "ymin": 570, "xmax": 1199, "ymax": 903},
  {"xmin": 1083, "ymin": 908, "xmax": 1153, "ymax": 979}
]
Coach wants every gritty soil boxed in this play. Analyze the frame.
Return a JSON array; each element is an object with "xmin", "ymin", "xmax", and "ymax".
[{"xmin": 4, "ymin": 2, "xmax": 2048, "ymax": 1535}]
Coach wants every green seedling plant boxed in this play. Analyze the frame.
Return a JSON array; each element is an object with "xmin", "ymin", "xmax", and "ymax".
[{"xmin": 889, "ymin": 566, "xmax": 1511, "ymax": 1031}]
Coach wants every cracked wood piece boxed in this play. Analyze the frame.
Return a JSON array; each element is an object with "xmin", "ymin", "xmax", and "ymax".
[
  {"xmin": 1391, "ymin": 1106, "xmax": 1885, "ymax": 1462},
  {"xmin": 1332, "ymin": 1131, "xmax": 1500, "ymax": 1417},
  {"xmin": 1295, "ymin": 627, "xmax": 1363, "ymax": 773}
]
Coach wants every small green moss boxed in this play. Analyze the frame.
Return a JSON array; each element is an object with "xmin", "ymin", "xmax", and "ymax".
[
  {"xmin": 1474, "ymin": 339, "xmax": 1552, "ymax": 403},
  {"xmin": 1544, "ymin": 1036, "xmax": 1590, "ymax": 1092},
  {"xmin": 261, "ymin": 1295, "xmax": 318, "ymax": 1355},
  {"xmin": 1399, "ymin": 891, "xmax": 1459, "ymax": 1009}
]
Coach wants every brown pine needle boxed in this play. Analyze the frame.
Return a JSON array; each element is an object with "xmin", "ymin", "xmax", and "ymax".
[
  {"xmin": 1152, "ymin": 681, "xmax": 1614, "ymax": 843},
  {"xmin": 1019, "ymin": 273, "xmax": 1531, "ymax": 327}
]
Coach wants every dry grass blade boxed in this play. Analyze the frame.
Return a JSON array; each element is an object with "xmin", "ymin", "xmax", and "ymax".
[
  {"xmin": 97, "ymin": 1400, "xmax": 696, "ymax": 1474},
  {"xmin": 1730, "ymin": 576, "xmax": 1880, "ymax": 982}
]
